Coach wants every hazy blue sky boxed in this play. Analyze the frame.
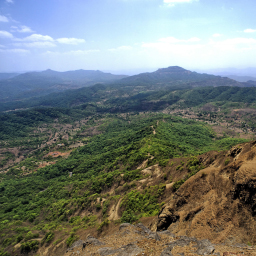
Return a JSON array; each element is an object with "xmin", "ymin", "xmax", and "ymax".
[{"xmin": 0, "ymin": 0, "xmax": 256, "ymax": 73}]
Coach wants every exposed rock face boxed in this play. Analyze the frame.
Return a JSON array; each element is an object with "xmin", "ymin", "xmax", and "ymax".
[
  {"xmin": 160, "ymin": 237, "xmax": 216, "ymax": 256},
  {"xmin": 151, "ymin": 141, "xmax": 256, "ymax": 245},
  {"xmin": 63, "ymin": 223, "xmax": 253, "ymax": 256},
  {"xmin": 66, "ymin": 236, "xmax": 105, "ymax": 253},
  {"xmin": 98, "ymin": 243, "xmax": 143, "ymax": 256}
]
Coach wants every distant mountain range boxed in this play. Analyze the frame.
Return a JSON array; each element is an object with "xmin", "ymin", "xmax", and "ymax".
[
  {"xmin": 118, "ymin": 66, "xmax": 242, "ymax": 88},
  {"xmin": 0, "ymin": 69, "xmax": 128, "ymax": 102},
  {"xmin": 196, "ymin": 67, "xmax": 256, "ymax": 82},
  {"xmin": 0, "ymin": 73, "xmax": 20, "ymax": 81},
  {"xmin": 224, "ymin": 75, "xmax": 256, "ymax": 82},
  {"xmin": 1, "ymin": 66, "xmax": 256, "ymax": 110}
]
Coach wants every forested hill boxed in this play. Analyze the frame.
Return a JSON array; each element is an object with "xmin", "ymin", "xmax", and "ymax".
[
  {"xmin": 0, "ymin": 73, "xmax": 20, "ymax": 81},
  {"xmin": 0, "ymin": 69, "xmax": 127, "ymax": 102},
  {"xmin": 1, "ymin": 66, "xmax": 254, "ymax": 112},
  {"xmin": 2, "ymin": 80, "xmax": 256, "ymax": 113},
  {"xmin": 116, "ymin": 66, "xmax": 243, "ymax": 87}
]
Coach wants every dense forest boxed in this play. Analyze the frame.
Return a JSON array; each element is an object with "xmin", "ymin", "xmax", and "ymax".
[{"xmin": 0, "ymin": 66, "xmax": 256, "ymax": 255}]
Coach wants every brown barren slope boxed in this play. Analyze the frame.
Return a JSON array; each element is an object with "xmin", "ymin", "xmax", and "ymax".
[{"xmin": 151, "ymin": 141, "xmax": 256, "ymax": 246}]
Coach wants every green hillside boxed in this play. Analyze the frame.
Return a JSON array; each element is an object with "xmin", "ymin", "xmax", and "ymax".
[
  {"xmin": 0, "ymin": 113, "xmax": 247, "ymax": 255},
  {"xmin": 1, "ymin": 66, "xmax": 256, "ymax": 255},
  {"xmin": 0, "ymin": 66, "xmax": 254, "ymax": 113},
  {"xmin": 0, "ymin": 69, "xmax": 127, "ymax": 102}
]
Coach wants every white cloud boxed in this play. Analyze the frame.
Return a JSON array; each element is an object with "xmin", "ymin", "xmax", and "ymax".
[
  {"xmin": 14, "ymin": 34, "xmax": 85, "ymax": 48},
  {"xmin": 0, "ymin": 15, "xmax": 9, "ymax": 22},
  {"xmin": 108, "ymin": 45, "xmax": 133, "ymax": 51},
  {"xmin": 163, "ymin": 0, "xmax": 198, "ymax": 7},
  {"xmin": 244, "ymin": 29, "xmax": 256, "ymax": 33},
  {"xmin": 44, "ymin": 49, "xmax": 99, "ymax": 55},
  {"xmin": 138, "ymin": 36, "xmax": 256, "ymax": 70},
  {"xmin": 67, "ymin": 49, "xmax": 99, "ymax": 54},
  {"xmin": 56, "ymin": 38, "xmax": 85, "ymax": 45},
  {"xmin": 0, "ymin": 48, "xmax": 29, "ymax": 54},
  {"xmin": 13, "ymin": 42, "xmax": 56, "ymax": 48},
  {"xmin": 212, "ymin": 33, "xmax": 221, "ymax": 37},
  {"xmin": 0, "ymin": 30, "xmax": 13, "ymax": 38},
  {"xmin": 158, "ymin": 36, "xmax": 200, "ymax": 43},
  {"xmin": 5, "ymin": 0, "xmax": 13, "ymax": 3},
  {"xmin": 17, "ymin": 34, "xmax": 54, "ymax": 42},
  {"xmin": 13, "ymin": 34, "xmax": 56, "ymax": 47},
  {"xmin": 217, "ymin": 38, "xmax": 256, "ymax": 45},
  {"xmin": 142, "ymin": 36, "xmax": 200, "ymax": 49},
  {"xmin": 143, "ymin": 37, "xmax": 256, "ymax": 52},
  {"xmin": 11, "ymin": 25, "xmax": 34, "ymax": 33}
]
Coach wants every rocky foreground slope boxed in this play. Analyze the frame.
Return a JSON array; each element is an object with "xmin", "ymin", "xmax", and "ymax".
[
  {"xmin": 62, "ymin": 223, "xmax": 255, "ymax": 256},
  {"xmin": 151, "ymin": 141, "xmax": 256, "ymax": 245},
  {"xmin": 35, "ymin": 140, "xmax": 256, "ymax": 256}
]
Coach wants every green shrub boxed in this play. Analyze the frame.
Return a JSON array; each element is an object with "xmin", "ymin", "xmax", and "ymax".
[
  {"xmin": 102, "ymin": 200, "xmax": 110, "ymax": 217},
  {"xmin": 69, "ymin": 216, "xmax": 81, "ymax": 225},
  {"xmin": 82, "ymin": 215, "xmax": 97, "ymax": 227},
  {"xmin": 2, "ymin": 238, "xmax": 12, "ymax": 247},
  {"xmin": 123, "ymin": 169, "xmax": 141, "ymax": 182},
  {"xmin": 24, "ymin": 231, "xmax": 39, "ymax": 241},
  {"xmin": 120, "ymin": 184, "xmax": 165, "ymax": 222},
  {"xmin": 28, "ymin": 213, "xmax": 38, "ymax": 222},
  {"xmin": 41, "ymin": 231, "xmax": 54, "ymax": 245},
  {"xmin": 159, "ymin": 159, "xmax": 169, "ymax": 167},
  {"xmin": 95, "ymin": 203, "xmax": 101, "ymax": 211},
  {"xmin": 0, "ymin": 249, "xmax": 10, "ymax": 256},
  {"xmin": 172, "ymin": 179, "xmax": 185, "ymax": 191},
  {"xmin": 176, "ymin": 165, "xmax": 182, "ymax": 171},
  {"xmin": 20, "ymin": 240, "xmax": 39, "ymax": 253},
  {"xmin": 121, "ymin": 210, "xmax": 139, "ymax": 223},
  {"xmin": 97, "ymin": 218, "xmax": 110, "ymax": 231},
  {"xmin": 66, "ymin": 233, "xmax": 79, "ymax": 247},
  {"xmin": 16, "ymin": 234, "xmax": 23, "ymax": 243},
  {"xmin": 224, "ymin": 158, "xmax": 230, "ymax": 165}
]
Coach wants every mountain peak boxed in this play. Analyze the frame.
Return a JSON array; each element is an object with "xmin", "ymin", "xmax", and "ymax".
[
  {"xmin": 42, "ymin": 69, "xmax": 57, "ymax": 74},
  {"xmin": 156, "ymin": 66, "xmax": 190, "ymax": 73}
]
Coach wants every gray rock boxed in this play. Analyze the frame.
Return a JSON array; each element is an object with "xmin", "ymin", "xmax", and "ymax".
[
  {"xmin": 97, "ymin": 242, "xmax": 143, "ymax": 256},
  {"xmin": 158, "ymin": 230, "xmax": 176, "ymax": 238},
  {"xmin": 160, "ymin": 236, "xmax": 215, "ymax": 256},
  {"xmin": 98, "ymin": 247, "xmax": 119, "ymax": 256},
  {"xmin": 117, "ymin": 243, "xmax": 143, "ymax": 256},
  {"xmin": 119, "ymin": 223, "xmax": 133, "ymax": 231},
  {"xmin": 67, "ymin": 239, "xmax": 85, "ymax": 251},
  {"xmin": 196, "ymin": 239, "xmax": 215, "ymax": 255},
  {"xmin": 85, "ymin": 235, "xmax": 105, "ymax": 246},
  {"xmin": 136, "ymin": 223, "xmax": 152, "ymax": 234},
  {"xmin": 121, "ymin": 229, "xmax": 131, "ymax": 236},
  {"xmin": 136, "ymin": 223, "xmax": 161, "ymax": 241},
  {"xmin": 148, "ymin": 232, "xmax": 161, "ymax": 241},
  {"xmin": 160, "ymin": 247, "xmax": 174, "ymax": 256},
  {"xmin": 168, "ymin": 236, "xmax": 197, "ymax": 249}
]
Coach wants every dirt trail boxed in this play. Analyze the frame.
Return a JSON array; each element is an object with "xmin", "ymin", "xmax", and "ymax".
[
  {"xmin": 151, "ymin": 125, "xmax": 156, "ymax": 135},
  {"xmin": 108, "ymin": 198, "xmax": 122, "ymax": 221}
]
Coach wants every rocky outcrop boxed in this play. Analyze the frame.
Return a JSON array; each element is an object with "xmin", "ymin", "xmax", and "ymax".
[
  {"xmin": 63, "ymin": 223, "xmax": 254, "ymax": 256},
  {"xmin": 160, "ymin": 236, "xmax": 216, "ymax": 256},
  {"xmin": 98, "ymin": 243, "xmax": 143, "ymax": 256},
  {"xmin": 151, "ymin": 141, "xmax": 256, "ymax": 245}
]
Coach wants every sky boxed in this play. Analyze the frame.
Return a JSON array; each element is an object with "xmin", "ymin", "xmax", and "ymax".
[{"xmin": 0, "ymin": 0, "xmax": 256, "ymax": 74}]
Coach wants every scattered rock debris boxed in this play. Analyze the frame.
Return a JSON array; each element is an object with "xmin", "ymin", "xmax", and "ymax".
[{"xmin": 63, "ymin": 223, "xmax": 256, "ymax": 256}]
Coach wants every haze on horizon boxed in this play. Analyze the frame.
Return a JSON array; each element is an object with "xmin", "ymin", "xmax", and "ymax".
[{"xmin": 0, "ymin": 0, "xmax": 256, "ymax": 74}]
